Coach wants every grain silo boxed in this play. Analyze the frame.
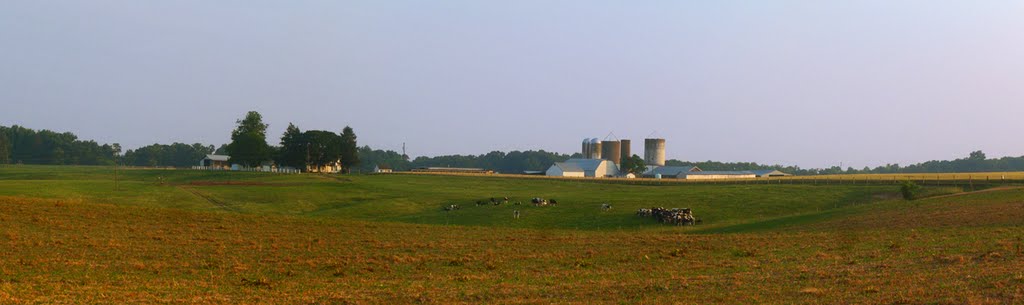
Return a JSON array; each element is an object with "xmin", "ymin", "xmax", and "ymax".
[
  {"xmin": 581, "ymin": 139, "xmax": 590, "ymax": 158},
  {"xmin": 591, "ymin": 138, "xmax": 602, "ymax": 159},
  {"xmin": 601, "ymin": 140, "xmax": 621, "ymax": 165},
  {"xmin": 620, "ymin": 139, "xmax": 631, "ymax": 161},
  {"xmin": 644, "ymin": 138, "xmax": 666, "ymax": 166}
]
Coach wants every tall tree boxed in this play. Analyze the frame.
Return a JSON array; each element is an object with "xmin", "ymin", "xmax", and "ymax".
[
  {"xmin": 619, "ymin": 154, "xmax": 647, "ymax": 175},
  {"xmin": 304, "ymin": 130, "xmax": 342, "ymax": 172},
  {"xmin": 0, "ymin": 132, "xmax": 10, "ymax": 164},
  {"xmin": 339, "ymin": 126, "xmax": 359, "ymax": 173},
  {"xmin": 276, "ymin": 123, "xmax": 307, "ymax": 169},
  {"xmin": 226, "ymin": 111, "xmax": 271, "ymax": 167},
  {"xmin": 969, "ymin": 150, "xmax": 987, "ymax": 161},
  {"xmin": 214, "ymin": 144, "xmax": 229, "ymax": 155}
]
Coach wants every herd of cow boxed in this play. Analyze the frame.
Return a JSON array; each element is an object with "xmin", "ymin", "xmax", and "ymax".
[
  {"xmin": 636, "ymin": 207, "xmax": 701, "ymax": 226},
  {"xmin": 470, "ymin": 197, "xmax": 558, "ymax": 207},
  {"xmin": 444, "ymin": 197, "xmax": 559, "ymax": 211},
  {"xmin": 443, "ymin": 198, "xmax": 701, "ymax": 226}
]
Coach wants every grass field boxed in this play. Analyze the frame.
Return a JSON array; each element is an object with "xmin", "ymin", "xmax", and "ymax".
[{"xmin": 2, "ymin": 165, "xmax": 1024, "ymax": 303}]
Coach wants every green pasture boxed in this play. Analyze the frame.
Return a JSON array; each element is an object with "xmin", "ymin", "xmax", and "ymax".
[{"xmin": 0, "ymin": 165, "xmax": 927, "ymax": 231}]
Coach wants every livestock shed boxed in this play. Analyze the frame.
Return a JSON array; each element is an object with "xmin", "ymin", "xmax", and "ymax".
[
  {"xmin": 642, "ymin": 166, "xmax": 702, "ymax": 178},
  {"xmin": 677, "ymin": 171, "xmax": 757, "ymax": 180},
  {"xmin": 412, "ymin": 167, "xmax": 494, "ymax": 174},
  {"xmin": 200, "ymin": 154, "xmax": 231, "ymax": 169},
  {"xmin": 748, "ymin": 170, "xmax": 791, "ymax": 177},
  {"xmin": 545, "ymin": 158, "xmax": 619, "ymax": 178}
]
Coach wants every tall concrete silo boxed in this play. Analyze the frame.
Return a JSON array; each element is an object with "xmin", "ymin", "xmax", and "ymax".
[
  {"xmin": 620, "ymin": 139, "xmax": 631, "ymax": 161},
  {"xmin": 644, "ymin": 138, "xmax": 666, "ymax": 166},
  {"xmin": 581, "ymin": 139, "xmax": 590, "ymax": 158},
  {"xmin": 591, "ymin": 138, "xmax": 602, "ymax": 159},
  {"xmin": 601, "ymin": 140, "xmax": 622, "ymax": 165}
]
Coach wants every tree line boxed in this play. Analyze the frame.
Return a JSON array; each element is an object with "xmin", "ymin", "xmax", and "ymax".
[
  {"xmin": 0, "ymin": 125, "xmax": 118, "ymax": 165},
  {"xmin": 665, "ymin": 151, "xmax": 1021, "ymax": 175},
  {"xmin": 354, "ymin": 148, "xmax": 578, "ymax": 174},
  {"xmin": 3, "ymin": 121, "xmax": 1024, "ymax": 175}
]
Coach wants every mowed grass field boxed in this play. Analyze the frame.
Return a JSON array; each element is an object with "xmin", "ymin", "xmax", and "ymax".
[{"xmin": 2, "ymin": 165, "xmax": 1024, "ymax": 304}]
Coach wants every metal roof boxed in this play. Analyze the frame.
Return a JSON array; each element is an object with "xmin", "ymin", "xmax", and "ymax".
[
  {"xmin": 645, "ymin": 166, "xmax": 700, "ymax": 176},
  {"xmin": 680, "ymin": 171, "xmax": 757, "ymax": 176},
  {"xmin": 748, "ymin": 170, "xmax": 790, "ymax": 176},
  {"xmin": 563, "ymin": 158, "xmax": 610, "ymax": 171},
  {"xmin": 552, "ymin": 162, "xmax": 584, "ymax": 172},
  {"xmin": 204, "ymin": 154, "xmax": 229, "ymax": 162}
]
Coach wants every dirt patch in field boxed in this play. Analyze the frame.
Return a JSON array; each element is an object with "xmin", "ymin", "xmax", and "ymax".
[
  {"xmin": 178, "ymin": 187, "xmax": 240, "ymax": 212},
  {"xmin": 871, "ymin": 192, "xmax": 901, "ymax": 200}
]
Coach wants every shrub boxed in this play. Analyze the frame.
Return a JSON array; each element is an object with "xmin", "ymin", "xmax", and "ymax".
[{"xmin": 900, "ymin": 181, "xmax": 921, "ymax": 200}]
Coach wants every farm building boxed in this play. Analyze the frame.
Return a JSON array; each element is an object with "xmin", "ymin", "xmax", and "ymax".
[
  {"xmin": 199, "ymin": 154, "xmax": 231, "ymax": 169},
  {"xmin": 411, "ymin": 167, "xmax": 495, "ymax": 174},
  {"xmin": 373, "ymin": 164, "xmax": 393, "ymax": 173},
  {"xmin": 642, "ymin": 166, "xmax": 702, "ymax": 178},
  {"xmin": 545, "ymin": 158, "xmax": 619, "ymax": 178},
  {"xmin": 676, "ymin": 171, "xmax": 757, "ymax": 180},
  {"xmin": 749, "ymin": 170, "xmax": 791, "ymax": 177},
  {"xmin": 546, "ymin": 162, "xmax": 585, "ymax": 177}
]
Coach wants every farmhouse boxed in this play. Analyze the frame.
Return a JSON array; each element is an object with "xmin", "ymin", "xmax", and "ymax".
[
  {"xmin": 373, "ymin": 164, "xmax": 393, "ymax": 173},
  {"xmin": 546, "ymin": 158, "xmax": 619, "ymax": 178},
  {"xmin": 307, "ymin": 162, "xmax": 342, "ymax": 173}
]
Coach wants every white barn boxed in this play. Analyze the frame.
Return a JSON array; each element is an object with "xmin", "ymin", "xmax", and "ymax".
[
  {"xmin": 546, "ymin": 162, "xmax": 585, "ymax": 177},
  {"xmin": 546, "ymin": 159, "xmax": 619, "ymax": 178}
]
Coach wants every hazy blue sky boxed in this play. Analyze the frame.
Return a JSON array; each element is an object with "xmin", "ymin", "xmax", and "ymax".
[{"xmin": 2, "ymin": 1, "xmax": 1022, "ymax": 168}]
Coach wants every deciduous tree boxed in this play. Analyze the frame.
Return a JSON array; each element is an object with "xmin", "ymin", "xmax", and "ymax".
[
  {"xmin": 276, "ymin": 123, "xmax": 307, "ymax": 169},
  {"xmin": 619, "ymin": 154, "xmax": 647, "ymax": 175},
  {"xmin": 226, "ymin": 111, "xmax": 271, "ymax": 167},
  {"xmin": 339, "ymin": 126, "xmax": 360, "ymax": 173},
  {"xmin": 304, "ymin": 130, "xmax": 342, "ymax": 172}
]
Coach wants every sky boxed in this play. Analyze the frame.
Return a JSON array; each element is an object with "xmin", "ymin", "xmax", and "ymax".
[{"xmin": 2, "ymin": 1, "xmax": 1023, "ymax": 169}]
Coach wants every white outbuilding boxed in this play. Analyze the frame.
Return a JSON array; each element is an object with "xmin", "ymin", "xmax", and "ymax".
[{"xmin": 546, "ymin": 158, "xmax": 619, "ymax": 178}]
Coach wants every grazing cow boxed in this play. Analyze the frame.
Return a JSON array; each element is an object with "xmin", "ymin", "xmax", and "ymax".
[
  {"xmin": 476, "ymin": 200, "xmax": 486, "ymax": 206},
  {"xmin": 549, "ymin": 199, "xmax": 558, "ymax": 206},
  {"xmin": 640, "ymin": 207, "xmax": 699, "ymax": 226},
  {"xmin": 513, "ymin": 210, "xmax": 520, "ymax": 219},
  {"xmin": 444, "ymin": 204, "xmax": 460, "ymax": 211},
  {"xmin": 601, "ymin": 203, "xmax": 612, "ymax": 211},
  {"xmin": 531, "ymin": 198, "xmax": 546, "ymax": 207}
]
